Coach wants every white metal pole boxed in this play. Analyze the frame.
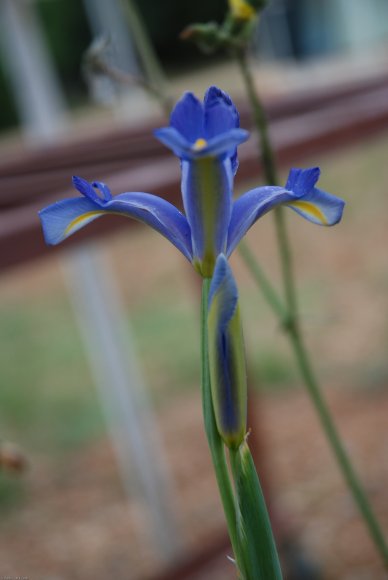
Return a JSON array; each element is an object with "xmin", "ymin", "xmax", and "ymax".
[
  {"xmin": 0, "ymin": 0, "xmax": 66, "ymax": 141},
  {"xmin": 64, "ymin": 245, "xmax": 180, "ymax": 560}
]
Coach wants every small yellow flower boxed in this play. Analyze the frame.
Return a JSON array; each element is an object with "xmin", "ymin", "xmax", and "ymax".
[{"xmin": 229, "ymin": 0, "xmax": 256, "ymax": 21}]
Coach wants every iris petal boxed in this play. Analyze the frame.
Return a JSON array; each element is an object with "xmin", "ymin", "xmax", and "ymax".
[
  {"xmin": 170, "ymin": 92, "xmax": 204, "ymax": 142},
  {"xmin": 39, "ymin": 188, "xmax": 193, "ymax": 261},
  {"xmin": 107, "ymin": 192, "xmax": 193, "ymax": 260},
  {"xmin": 204, "ymin": 86, "xmax": 240, "ymax": 138},
  {"xmin": 285, "ymin": 167, "xmax": 320, "ymax": 195},
  {"xmin": 286, "ymin": 187, "xmax": 345, "ymax": 225},
  {"xmin": 227, "ymin": 186, "xmax": 293, "ymax": 256},
  {"xmin": 284, "ymin": 167, "xmax": 345, "ymax": 225},
  {"xmin": 154, "ymin": 127, "xmax": 193, "ymax": 159},
  {"xmin": 39, "ymin": 197, "xmax": 106, "ymax": 244},
  {"xmin": 181, "ymin": 158, "xmax": 233, "ymax": 276},
  {"xmin": 72, "ymin": 176, "xmax": 106, "ymax": 205},
  {"xmin": 154, "ymin": 127, "xmax": 248, "ymax": 162}
]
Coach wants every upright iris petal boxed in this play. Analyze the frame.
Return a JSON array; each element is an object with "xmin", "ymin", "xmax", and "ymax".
[{"xmin": 207, "ymin": 255, "xmax": 247, "ymax": 449}]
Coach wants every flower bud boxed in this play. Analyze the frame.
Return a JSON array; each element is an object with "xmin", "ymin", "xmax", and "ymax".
[{"xmin": 207, "ymin": 255, "xmax": 247, "ymax": 448}]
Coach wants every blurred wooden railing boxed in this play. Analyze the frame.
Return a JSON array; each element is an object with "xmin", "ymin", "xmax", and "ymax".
[{"xmin": 1, "ymin": 72, "xmax": 388, "ymax": 272}]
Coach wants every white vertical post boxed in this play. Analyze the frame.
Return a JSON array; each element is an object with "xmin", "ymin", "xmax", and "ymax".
[
  {"xmin": 82, "ymin": 0, "xmax": 156, "ymax": 118},
  {"xmin": 82, "ymin": 0, "xmax": 139, "ymax": 73},
  {"xmin": 64, "ymin": 245, "xmax": 180, "ymax": 560},
  {"xmin": 0, "ymin": 0, "xmax": 66, "ymax": 141}
]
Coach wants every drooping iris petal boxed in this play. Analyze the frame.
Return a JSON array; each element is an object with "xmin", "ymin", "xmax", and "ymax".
[
  {"xmin": 284, "ymin": 167, "xmax": 345, "ymax": 225},
  {"xmin": 286, "ymin": 187, "xmax": 345, "ymax": 225},
  {"xmin": 39, "ymin": 183, "xmax": 193, "ymax": 261},
  {"xmin": 181, "ymin": 158, "xmax": 233, "ymax": 277},
  {"xmin": 107, "ymin": 192, "xmax": 193, "ymax": 260},
  {"xmin": 207, "ymin": 255, "xmax": 247, "ymax": 449},
  {"xmin": 227, "ymin": 167, "xmax": 345, "ymax": 255},
  {"xmin": 39, "ymin": 197, "xmax": 107, "ymax": 245},
  {"xmin": 227, "ymin": 186, "xmax": 293, "ymax": 256}
]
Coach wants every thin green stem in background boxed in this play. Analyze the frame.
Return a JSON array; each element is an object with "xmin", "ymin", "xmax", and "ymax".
[
  {"xmin": 235, "ymin": 48, "xmax": 388, "ymax": 569},
  {"xmin": 291, "ymin": 325, "xmax": 388, "ymax": 567},
  {"xmin": 120, "ymin": 0, "xmax": 172, "ymax": 116}
]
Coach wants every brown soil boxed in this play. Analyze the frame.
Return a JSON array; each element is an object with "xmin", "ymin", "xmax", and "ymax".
[{"xmin": 0, "ymin": 386, "xmax": 387, "ymax": 580}]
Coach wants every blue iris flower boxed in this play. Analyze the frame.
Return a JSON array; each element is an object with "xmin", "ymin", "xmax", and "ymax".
[{"xmin": 39, "ymin": 86, "xmax": 345, "ymax": 277}]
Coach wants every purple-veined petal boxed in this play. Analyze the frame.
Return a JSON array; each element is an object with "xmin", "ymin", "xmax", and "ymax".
[
  {"xmin": 286, "ymin": 187, "xmax": 345, "ymax": 225},
  {"xmin": 181, "ymin": 157, "xmax": 233, "ymax": 277},
  {"xmin": 39, "ymin": 191, "xmax": 193, "ymax": 262},
  {"xmin": 207, "ymin": 255, "xmax": 247, "ymax": 449},
  {"xmin": 227, "ymin": 186, "xmax": 293, "ymax": 255},
  {"xmin": 170, "ymin": 92, "xmax": 204, "ymax": 142}
]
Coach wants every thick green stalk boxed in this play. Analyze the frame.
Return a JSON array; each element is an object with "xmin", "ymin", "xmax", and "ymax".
[
  {"xmin": 201, "ymin": 278, "xmax": 242, "ymax": 572},
  {"xmin": 230, "ymin": 444, "xmax": 283, "ymax": 580},
  {"xmin": 236, "ymin": 49, "xmax": 388, "ymax": 568}
]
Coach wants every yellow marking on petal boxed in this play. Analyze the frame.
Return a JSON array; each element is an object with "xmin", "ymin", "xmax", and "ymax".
[
  {"xmin": 65, "ymin": 211, "xmax": 105, "ymax": 236},
  {"xmin": 288, "ymin": 200, "xmax": 328, "ymax": 225},
  {"xmin": 193, "ymin": 138, "xmax": 208, "ymax": 151},
  {"xmin": 229, "ymin": 0, "xmax": 256, "ymax": 21}
]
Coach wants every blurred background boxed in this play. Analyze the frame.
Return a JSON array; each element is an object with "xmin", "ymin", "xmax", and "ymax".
[{"xmin": 0, "ymin": 0, "xmax": 388, "ymax": 578}]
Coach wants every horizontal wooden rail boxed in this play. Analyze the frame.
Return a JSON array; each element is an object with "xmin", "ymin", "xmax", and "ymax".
[{"xmin": 1, "ymin": 73, "xmax": 388, "ymax": 272}]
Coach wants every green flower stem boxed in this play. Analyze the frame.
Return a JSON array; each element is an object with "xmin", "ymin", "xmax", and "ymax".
[
  {"xmin": 235, "ymin": 51, "xmax": 278, "ymax": 185},
  {"xmin": 235, "ymin": 49, "xmax": 388, "ymax": 568},
  {"xmin": 238, "ymin": 240, "xmax": 288, "ymax": 324},
  {"xmin": 229, "ymin": 444, "xmax": 283, "ymax": 580},
  {"xmin": 201, "ymin": 278, "xmax": 242, "ymax": 569},
  {"xmin": 290, "ymin": 324, "xmax": 388, "ymax": 567}
]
